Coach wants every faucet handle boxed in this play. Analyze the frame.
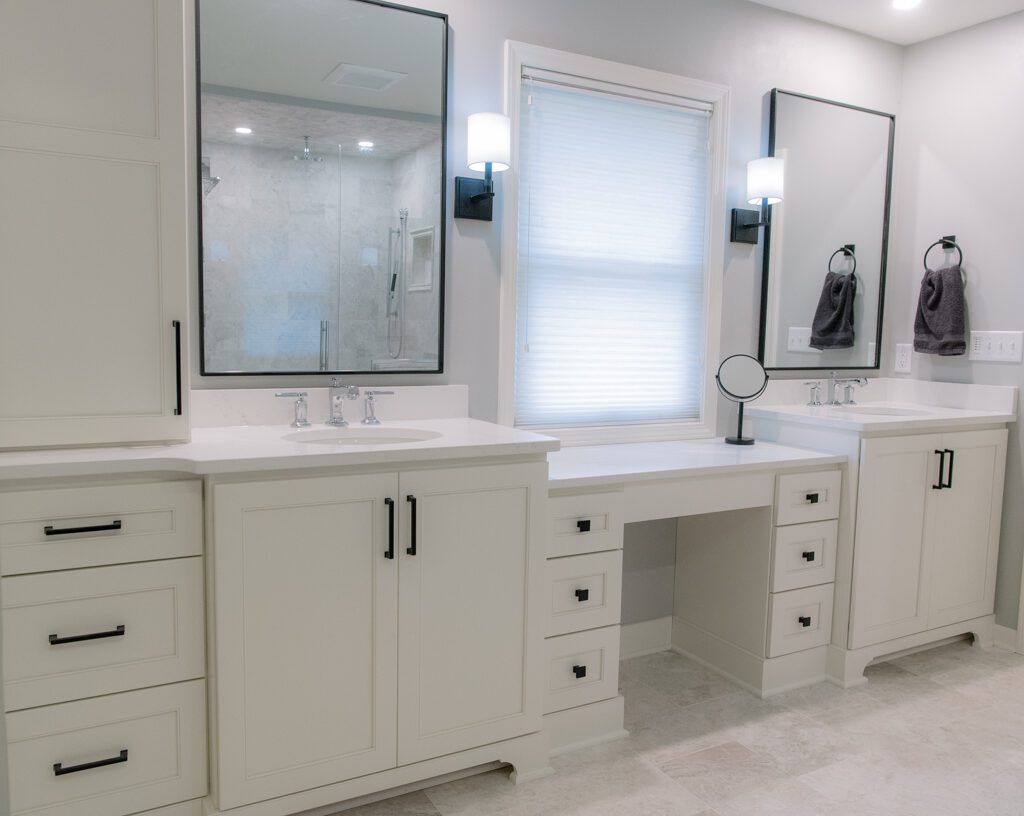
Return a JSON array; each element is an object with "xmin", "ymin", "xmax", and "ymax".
[
  {"xmin": 803, "ymin": 381, "xmax": 823, "ymax": 407},
  {"xmin": 361, "ymin": 391, "xmax": 394, "ymax": 425},
  {"xmin": 276, "ymin": 392, "xmax": 311, "ymax": 428}
]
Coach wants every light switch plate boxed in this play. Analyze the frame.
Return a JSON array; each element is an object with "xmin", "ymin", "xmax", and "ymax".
[
  {"xmin": 969, "ymin": 331, "xmax": 1024, "ymax": 362},
  {"xmin": 787, "ymin": 327, "xmax": 820, "ymax": 354},
  {"xmin": 894, "ymin": 343, "xmax": 912, "ymax": 374}
]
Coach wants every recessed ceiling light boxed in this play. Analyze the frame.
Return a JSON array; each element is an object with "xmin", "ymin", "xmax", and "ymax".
[
  {"xmin": 892, "ymin": 0, "xmax": 922, "ymax": 10},
  {"xmin": 358, "ymin": 141, "xmax": 374, "ymax": 148},
  {"xmin": 234, "ymin": 126, "xmax": 253, "ymax": 135}
]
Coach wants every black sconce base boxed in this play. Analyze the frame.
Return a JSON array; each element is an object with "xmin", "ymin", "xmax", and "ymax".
[
  {"xmin": 730, "ymin": 208, "xmax": 763, "ymax": 244},
  {"xmin": 455, "ymin": 177, "xmax": 494, "ymax": 221}
]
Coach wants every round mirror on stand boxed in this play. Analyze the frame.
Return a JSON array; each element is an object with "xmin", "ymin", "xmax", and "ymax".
[{"xmin": 716, "ymin": 354, "xmax": 769, "ymax": 446}]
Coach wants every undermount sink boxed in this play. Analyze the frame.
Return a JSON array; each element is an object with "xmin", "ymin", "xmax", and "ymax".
[
  {"xmin": 832, "ymin": 405, "xmax": 932, "ymax": 417},
  {"xmin": 283, "ymin": 427, "xmax": 443, "ymax": 446}
]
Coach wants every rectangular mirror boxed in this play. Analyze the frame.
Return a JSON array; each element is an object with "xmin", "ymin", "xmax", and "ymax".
[
  {"xmin": 759, "ymin": 89, "xmax": 894, "ymax": 371},
  {"xmin": 198, "ymin": 0, "xmax": 447, "ymax": 375}
]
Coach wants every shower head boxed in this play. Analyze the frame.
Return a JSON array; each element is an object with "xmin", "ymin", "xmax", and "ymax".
[
  {"xmin": 201, "ymin": 157, "xmax": 221, "ymax": 196},
  {"xmin": 293, "ymin": 135, "xmax": 325, "ymax": 163}
]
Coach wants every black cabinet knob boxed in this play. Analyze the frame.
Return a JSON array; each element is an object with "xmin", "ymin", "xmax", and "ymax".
[
  {"xmin": 802, "ymin": 551, "xmax": 816, "ymax": 562},
  {"xmin": 798, "ymin": 615, "xmax": 812, "ymax": 628},
  {"xmin": 574, "ymin": 588, "xmax": 590, "ymax": 602},
  {"xmin": 805, "ymin": 493, "xmax": 820, "ymax": 504},
  {"xmin": 572, "ymin": 664, "xmax": 587, "ymax": 679},
  {"xmin": 576, "ymin": 519, "xmax": 592, "ymax": 533}
]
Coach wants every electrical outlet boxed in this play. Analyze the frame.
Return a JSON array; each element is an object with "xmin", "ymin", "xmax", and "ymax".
[
  {"xmin": 894, "ymin": 343, "xmax": 912, "ymax": 374},
  {"xmin": 969, "ymin": 331, "xmax": 1024, "ymax": 362},
  {"xmin": 787, "ymin": 327, "xmax": 821, "ymax": 354}
]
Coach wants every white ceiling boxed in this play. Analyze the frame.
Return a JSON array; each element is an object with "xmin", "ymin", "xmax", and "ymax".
[{"xmin": 745, "ymin": 0, "xmax": 1024, "ymax": 45}]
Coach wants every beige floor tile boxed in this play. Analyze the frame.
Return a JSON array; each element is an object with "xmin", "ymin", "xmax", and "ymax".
[
  {"xmin": 649, "ymin": 741, "xmax": 788, "ymax": 809},
  {"xmin": 335, "ymin": 791, "xmax": 440, "ymax": 816}
]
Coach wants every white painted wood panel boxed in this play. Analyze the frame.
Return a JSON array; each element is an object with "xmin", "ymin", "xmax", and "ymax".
[
  {"xmin": 547, "ymin": 491, "xmax": 623, "ymax": 557},
  {"xmin": 774, "ymin": 470, "xmax": 842, "ymax": 526},
  {"xmin": 2, "ymin": 558, "xmax": 204, "ymax": 711},
  {"xmin": 211, "ymin": 473, "xmax": 399, "ymax": 809},
  {"xmin": 771, "ymin": 520, "xmax": 838, "ymax": 593},
  {"xmin": 397, "ymin": 463, "xmax": 546, "ymax": 765},
  {"xmin": 544, "ymin": 550, "xmax": 622, "ymax": 637},
  {"xmin": 767, "ymin": 584, "xmax": 834, "ymax": 657},
  {"xmin": 542, "ymin": 626, "xmax": 620, "ymax": 714},
  {"xmin": 5, "ymin": 679, "xmax": 206, "ymax": 816}
]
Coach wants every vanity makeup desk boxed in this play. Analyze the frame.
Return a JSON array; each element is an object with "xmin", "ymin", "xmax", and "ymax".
[{"xmin": 541, "ymin": 439, "xmax": 845, "ymax": 752}]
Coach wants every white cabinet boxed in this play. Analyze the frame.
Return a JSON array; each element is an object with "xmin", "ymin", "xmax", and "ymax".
[
  {"xmin": 0, "ymin": 0, "xmax": 191, "ymax": 448},
  {"xmin": 850, "ymin": 429, "xmax": 1007, "ymax": 649},
  {"xmin": 211, "ymin": 463, "xmax": 547, "ymax": 809}
]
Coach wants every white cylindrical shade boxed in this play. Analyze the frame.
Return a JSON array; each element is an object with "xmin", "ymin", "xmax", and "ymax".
[
  {"xmin": 746, "ymin": 157, "xmax": 784, "ymax": 205},
  {"xmin": 467, "ymin": 112, "xmax": 511, "ymax": 172}
]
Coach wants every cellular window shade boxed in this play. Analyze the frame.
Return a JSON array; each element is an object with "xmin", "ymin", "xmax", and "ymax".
[{"xmin": 514, "ymin": 78, "xmax": 712, "ymax": 429}]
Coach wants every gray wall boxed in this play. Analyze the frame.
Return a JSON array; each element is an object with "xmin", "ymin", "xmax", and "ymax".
[
  {"xmin": 884, "ymin": 11, "xmax": 1024, "ymax": 629},
  {"xmin": 621, "ymin": 520, "xmax": 678, "ymax": 625}
]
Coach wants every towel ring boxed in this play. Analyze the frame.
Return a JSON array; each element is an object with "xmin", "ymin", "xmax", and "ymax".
[
  {"xmin": 923, "ymin": 238, "xmax": 963, "ymax": 272},
  {"xmin": 828, "ymin": 247, "xmax": 857, "ymax": 276}
]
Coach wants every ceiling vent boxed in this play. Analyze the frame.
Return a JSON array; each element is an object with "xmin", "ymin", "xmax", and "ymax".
[{"xmin": 323, "ymin": 62, "xmax": 407, "ymax": 92}]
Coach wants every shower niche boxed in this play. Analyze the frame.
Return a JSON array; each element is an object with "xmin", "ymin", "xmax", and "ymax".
[{"xmin": 197, "ymin": 0, "xmax": 447, "ymax": 374}]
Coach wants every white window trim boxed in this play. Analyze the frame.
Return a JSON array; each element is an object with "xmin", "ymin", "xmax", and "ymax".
[{"xmin": 497, "ymin": 40, "xmax": 730, "ymax": 445}]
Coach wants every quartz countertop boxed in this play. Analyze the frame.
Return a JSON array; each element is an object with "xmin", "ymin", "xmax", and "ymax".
[
  {"xmin": 0, "ymin": 419, "xmax": 560, "ymax": 481},
  {"xmin": 747, "ymin": 401, "xmax": 1016, "ymax": 433}
]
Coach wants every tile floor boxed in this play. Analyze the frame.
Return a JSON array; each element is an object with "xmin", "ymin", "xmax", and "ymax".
[{"xmin": 337, "ymin": 640, "xmax": 1024, "ymax": 816}]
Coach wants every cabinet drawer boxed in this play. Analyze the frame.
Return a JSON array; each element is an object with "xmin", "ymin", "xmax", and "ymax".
[
  {"xmin": 2, "ymin": 559, "xmax": 205, "ymax": 711},
  {"xmin": 767, "ymin": 585, "xmax": 834, "ymax": 658},
  {"xmin": 545, "ymin": 551, "xmax": 622, "ymax": 637},
  {"xmin": 5, "ymin": 680, "xmax": 207, "ymax": 816},
  {"xmin": 775, "ymin": 471, "xmax": 841, "ymax": 526},
  {"xmin": 543, "ymin": 626, "xmax": 620, "ymax": 714},
  {"xmin": 0, "ymin": 481, "xmax": 202, "ymax": 575},
  {"xmin": 548, "ymin": 491, "xmax": 624, "ymax": 558},
  {"xmin": 771, "ymin": 520, "xmax": 838, "ymax": 593}
]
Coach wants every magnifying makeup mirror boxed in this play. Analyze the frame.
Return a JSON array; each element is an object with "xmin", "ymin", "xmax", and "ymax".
[{"xmin": 716, "ymin": 354, "xmax": 769, "ymax": 446}]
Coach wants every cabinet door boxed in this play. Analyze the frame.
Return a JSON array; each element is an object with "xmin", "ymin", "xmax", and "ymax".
[
  {"xmin": 0, "ymin": 1, "xmax": 190, "ymax": 448},
  {"xmin": 849, "ymin": 434, "xmax": 942, "ymax": 649},
  {"xmin": 212, "ymin": 474, "xmax": 399, "ymax": 809},
  {"xmin": 397, "ymin": 463, "xmax": 547, "ymax": 765},
  {"xmin": 927, "ymin": 429, "xmax": 1008, "ymax": 628}
]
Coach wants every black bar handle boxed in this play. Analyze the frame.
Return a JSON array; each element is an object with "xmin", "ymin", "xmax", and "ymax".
[
  {"xmin": 575, "ymin": 588, "xmax": 590, "ymax": 602},
  {"xmin": 54, "ymin": 749, "xmax": 128, "ymax": 777},
  {"xmin": 933, "ymin": 450, "xmax": 947, "ymax": 489},
  {"xmin": 44, "ymin": 520, "xmax": 122, "ymax": 537},
  {"xmin": 172, "ymin": 320, "xmax": 183, "ymax": 416},
  {"xmin": 572, "ymin": 664, "xmax": 587, "ymax": 679},
  {"xmin": 805, "ymin": 492, "xmax": 820, "ymax": 505},
  {"xmin": 802, "ymin": 551, "xmax": 816, "ymax": 562},
  {"xmin": 798, "ymin": 616, "xmax": 812, "ymax": 628},
  {"xmin": 576, "ymin": 519, "xmax": 592, "ymax": 533},
  {"xmin": 944, "ymin": 448, "xmax": 955, "ymax": 489},
  {"xmin": 49, "ymin": 624, "xmax": 125, "ymax": 646},
  {"xmin": 406, "ymin": 495, "xmax": 417, "ymax": 556},
  {"xmin": 384, "ymin": 498, "xmax": 395, "ymax": 559}
]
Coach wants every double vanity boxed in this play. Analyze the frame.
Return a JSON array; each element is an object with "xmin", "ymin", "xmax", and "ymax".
[{"xmin": 0, "ymin": 381, "xmax": 1014, "ymax": 816}]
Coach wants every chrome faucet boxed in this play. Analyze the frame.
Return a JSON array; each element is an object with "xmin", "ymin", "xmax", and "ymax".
[
  {"xmin": 327, "ymin": 378, "xmax": 360, "ymax": 426},
  {"xmin": 361, "ymin": 391, "xmax": 394, "ymax": 425},
  {"xmin": 804, "ymin": 381, "xmax": 824, "ymax": 406},
  {"xmin": 834, "ymin": 377, "xmax": 868, "ymax": 405},
  {"xmin": 275, "ymin": 391, "xmax": 310, "ymax": 428}
]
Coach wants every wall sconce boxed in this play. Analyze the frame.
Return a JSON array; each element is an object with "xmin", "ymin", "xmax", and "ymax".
[
  {"xmin": 730, "ymin": 157, "xmax": 784, "ymax": 244},
  {"xmin": 455, "ymin": 112, "xmax": 511, "ymax": 221}
]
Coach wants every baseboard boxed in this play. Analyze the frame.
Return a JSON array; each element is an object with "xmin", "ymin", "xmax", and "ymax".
[
  {"xmin": 544, "ymin": 696, "xmax": 628, "ymax": 755},
  {"xmin": 993, "ymin": 624, "xmax": 1018, "ymax": 652},
  {"xmin": 620, "ymin": 616, "xmax": 673, "ymax": 659}
]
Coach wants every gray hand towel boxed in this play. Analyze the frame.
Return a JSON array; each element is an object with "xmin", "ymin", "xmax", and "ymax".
[
  {"xmin": 810, "ymin": 271, "xmax": 856, "ymax": 350},
  {"xmin": 914, "ymin": 266, "xmax": 966, "ymax": 355}
]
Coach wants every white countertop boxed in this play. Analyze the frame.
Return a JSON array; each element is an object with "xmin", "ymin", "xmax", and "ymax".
[
  {"xmin": 547, "ymin": 439, "xmax": 845, "ymax": 489},
  {"xmin": 748, "ymin": 401, "xmax": 1016, "ymax": 432},
  {"xmin": 0, "ymin": 419, "xmax": 560, "ymax": 481}
]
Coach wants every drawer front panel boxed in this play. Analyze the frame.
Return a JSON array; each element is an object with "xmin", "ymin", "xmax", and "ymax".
[
  {"xmin": 771, "ymin": 520, "xmax": 838, "ymax": 593},
  {"xmin": 548, "ymin": 491, "xmax": 624, "ymax": 558},
  {"xmin": 545, "ymin": 550, "xmax": 623, "ymax": 637},
  {"xmin": 775, "ymin": 471, "xmax": 841, "ymax": 526},
  {"xmin": 5, "ymin": 680, "xmax": 207, "ymax": 816},
  {"xmin": 543, "ymin": 626, "xmax": 620, "ymax": 714},
  {"xmin": 0, "ymin": 481, "xmax": 202, "ymax": 575},
  {"xmin": 767, "ymin": 585, "xmax": 834, "ymax": 658},
  {"xmin": 2, "ymin": 559, "xmax": 205, "ymax": 711}
]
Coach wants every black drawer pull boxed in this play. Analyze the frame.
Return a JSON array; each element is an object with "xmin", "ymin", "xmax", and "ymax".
[
  {"xmin": 798, "ymin": 616, "xmax": 812, "ymax": 628},
  {"xmin": 384, "ymin": 498, "xmax": 395, "ymax": 559},
  {"xmin": 572, "ymin": 664, "xmax": 587, "ymax": 679},
  {"xmin": 574, "ymin": 588, "xmax": 590, "ymax": 602},
  {"xmin": 805, "ymin": 493, "xmax": 820, "ymax": 504},
  {"xmin": 406, "ymin": 495, "xmax": 417, "ymax": 556},
  {"xmin": 576, "ymin": 519, "xmax": 592, "ymax": 533},
  {"xmin": 54, "ymin": 749, "xmax": 128, "ymax": 777},
  {"xmin": 802, "ymin": 551, "xmax": 816, "ymax": 562},
  {"xmin": 933, "ymin": 449, "xmax": 947, "ymax": 489},
  {"xmin": 44, "ymin": 520, "xmax": 122, "ymax": 537},
  {"xmin": 49, "ymin": 625, "xmax": 125, "ymax": 646},
  {"xmin": 172, "ymin": 320, "xmax": 183, "ymax": 416},
  {"xmin": 943, "ymin": 448, "xmax": 955, "ymax": 489}
]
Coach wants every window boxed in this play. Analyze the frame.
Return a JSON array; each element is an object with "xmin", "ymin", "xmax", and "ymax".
[{"xmin": 501, "ymin": 44, "xmax": 727, "ymax": 441}]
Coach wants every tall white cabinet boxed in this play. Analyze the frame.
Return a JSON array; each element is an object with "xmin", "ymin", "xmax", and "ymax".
[{"xmin": 0, "ymin": 0, "xmax": 191, "ymax": 448}]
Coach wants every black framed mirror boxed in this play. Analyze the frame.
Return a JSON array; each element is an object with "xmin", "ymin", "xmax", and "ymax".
[
  {"xmin": 758, "ymin": 89, "xmax": 895, "ymax": 371},
  {"xmin": 196, "ymin": 0, "xmax": 448, "ymax": 375}
]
